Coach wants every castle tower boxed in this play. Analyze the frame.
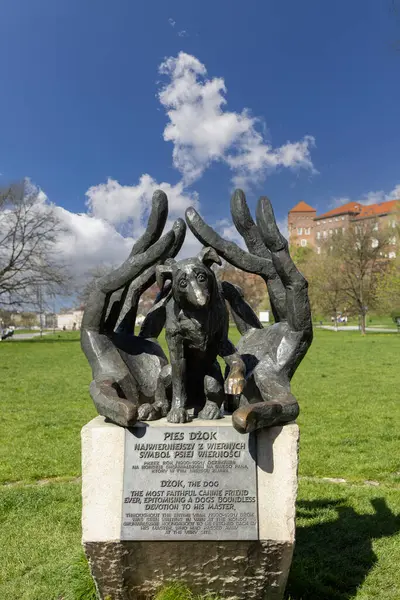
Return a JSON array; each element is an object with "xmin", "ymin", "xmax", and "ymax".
[{"xmin": 288, "ymin": 201, "xmax": 317, "ymax": 247}]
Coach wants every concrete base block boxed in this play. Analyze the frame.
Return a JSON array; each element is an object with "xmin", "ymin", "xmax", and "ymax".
[
  {"xmin": 84, "ymin": 540, "xmax": 293, "ymax": 600},
  {"xmin": 82, "ymin": 416, "xmax": 299, "ymax": 600}
]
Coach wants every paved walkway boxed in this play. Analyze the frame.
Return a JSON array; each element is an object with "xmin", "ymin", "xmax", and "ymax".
[
  {"xmin": 316, "ymin": 325, "xmax": 398, "ymax": 333},
  {"xmin": 4, "ymin": 331, "xmax": 53, "ymax": 340}
]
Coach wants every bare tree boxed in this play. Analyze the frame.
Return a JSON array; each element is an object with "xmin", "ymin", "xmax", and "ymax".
[
  {"xmin": 327, "ymin": 219, "xmax": 391, "ymax": 334},
  {"xmin": 77, "ymin": 265, "xmax": 114, "ymax": 307},
  {"xmin": 0, "ymin": 180, "xmax": 69, "ymax": 307}
]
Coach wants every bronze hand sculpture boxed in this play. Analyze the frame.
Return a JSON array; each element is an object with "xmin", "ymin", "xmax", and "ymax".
[
  {"xmin": 81, "ymin": 188, "xmax": 312, "ymax": 435},
  {"xmin": 185, "ymin": 189, "xmax": 313, "ymax": 433},
  {"xmin": 81, "ymin": 191, "xmax": 186, "ymax": 427}
]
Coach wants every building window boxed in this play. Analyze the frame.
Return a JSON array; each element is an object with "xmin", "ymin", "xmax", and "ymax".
[
  {"xmin": 390, "ymin": 236, "xmax": 396, "ymax": 245},
  {"xmin": 335, "ymin": 228, "xmax": 338, "ymax": 233},
  {"xmin": 297, "ymin": 227, "xmax": 303, "ymax": 235},
  {"xmin": 335, "ymin": 218, "xmax": 339, "ymax": 222},
  {"xmin": 323, "ymin": 231, "xmax": 328, "ymax": 239},
  {"xmin": 317, "ymin": 231, "xmax": 321, "ymax": 240},
  {"xmin": 329, "ymin": 229, "xmax": 333, "ymax": 235},
  {"xmin": 329, "ymin": 219, "xmax": 332, "ymax": 223},
  {"xmin": 305, "ymin": 227, "xmax": 310, "ymax": 235},
  {"xmin": 389, "ymin": 251, "xmax": 397, "ymax": 259},
  {"xmin": 371, "ymin": 238, "xmax": 378, "ymax": 248},
  {"xmin": 373, "ymin": 223, "xmax": 379, "ymax": 231},
  {"xmin": 342, "ymin": 216, "xmax": 345, "ymax": 220},
  {"xmin": 317, "ymin": 246, "xmax": 321, "ymax": 254},
  {"xmin": 301, "ymin": 239, "xmax": 307, "ymax": 247},
  {"xmin": 342, "ymin": 227, "xmax": 345, "ymax": 233},
  {"xmin": 391, "ymin": 220, "xmax": 397, "ymax": 228}
]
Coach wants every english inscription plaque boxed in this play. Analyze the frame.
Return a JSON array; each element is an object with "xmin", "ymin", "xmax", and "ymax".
[{"xmin": 121, "ymin": 422, "xmax": 258, "ymax": 541}]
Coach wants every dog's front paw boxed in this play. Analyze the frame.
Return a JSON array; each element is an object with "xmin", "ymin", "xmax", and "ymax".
[
  {"xmin": 224, "ymin": 374, "xmax": 245, "ymax": 396},
  {"xmin": 167, "ymin": 407, "xmax": 189, "ymax": 423},
  {"xmin": 153, "ymin": 400, "xmax": 170, "ymax": 418},
  {"xmin": 138, "ymin": 403, "xmax": 160, "ymax": 421},
  {"xmin": 198, "ymin": 401, "xmax": 221, "ymax": 420}
]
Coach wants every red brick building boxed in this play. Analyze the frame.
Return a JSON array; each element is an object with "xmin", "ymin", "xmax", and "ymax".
[
  {"xmin": 287, "ymin": 201, "xmax": 317, "ymax": 248},
  {"xmin": 288, "ymin": 199, "xmax": 399, "ymax": 257}
]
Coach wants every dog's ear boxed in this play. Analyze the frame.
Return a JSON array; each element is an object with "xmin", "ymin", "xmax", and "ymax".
[
  {"xmin": 198, "ymin": 246, "xmax": 222, "ymax": 268},
  {"xmin": 156, "ymin": 261, "xmax": 175, "ymax": 289}
]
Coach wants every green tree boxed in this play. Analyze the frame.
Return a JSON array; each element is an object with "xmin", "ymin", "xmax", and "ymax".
[
  {"xmin": 305, "ymin": 252, "xmax": 346, "ymax": 330},
  {"xmin": 326, "ymin": 220, "xmax": 391, "ymax": 335},
  {"xmin": 375, "ymin": 255, "xmax": 400, "ymax": 318},
  {"xmin": 20, "ymin": 312, "xmax": 37, "ymax": 328},
  {"xmin": 289, "ymin": 244, "xmax": 315, "ymax": 267}
]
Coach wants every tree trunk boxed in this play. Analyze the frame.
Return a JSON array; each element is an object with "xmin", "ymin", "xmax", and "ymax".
[{"xmin": 360, "ymin": 312, "xmax": 366, "ymax": 335}]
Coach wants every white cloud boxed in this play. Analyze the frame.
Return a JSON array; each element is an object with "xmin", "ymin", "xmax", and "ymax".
[
  {"xmin": 52, "ymin": 207, "xmax": 203, "ymax": 288},
  {"xmin": 60, "ymin": 51, "xmax": 315, "ymax": 280},
  {"xmin": 389, "ymin": 184, "xmax": 400, "ymax": 200},
  {"xmin": 158, "ymin": 52, "xmax": 316, "ymax": 187},
  {"xmin": 213, "ymin": 215, "xmax": 288, "ymax": 248},
  {"xmin": 331, "ymin": 183, "xmax": 400, "ymax": 208},
  {"xmin": 362, "ymin": 190, "xmax": 386, "ymax": 206},
  {"xmin": 50, "ymin": 176, "xmax": 200, "ymax": 283},
  {"xmin": 53, "ymin": 185, "xmax": 203, "ymax": 286},
  {"xmin": 331, "ymin": 196, "xmax": 351, "ymax": 208},
  {"xmin": 8, "ymin": 52, "xmax": 316, "ymax": 295},
  {"xmin": 54, "ymin": 207, "xmax": 133, "ymax": 280},
  {"xmin": 86, "ymin": 175, "xmax": 198, "ymax": 236},
  {"xmin": 168, "ymin": 18, "xmax": 176, "ymax": 27},
  {"xmin": 214, "ymin": 218, "xmax": 246, "ymax": 248},
  {"xmin": 362, "ymin": 184, "xmax": 400, "ymax": 205}
]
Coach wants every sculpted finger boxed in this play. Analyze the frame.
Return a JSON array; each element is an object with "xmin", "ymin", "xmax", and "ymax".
[
  {"xmin": 256, "ymin": 196, "xmax": 287, "ymax": 252},
  {"xmin": 129, "ymin": 190, "xmax": 168, "ymax": 256},
  {"xmin": 185, "ymin": 206, "xmax": 268, "ymax": 276},
  {"xmin": 167, "ymin": 218, "xmax": 186, "ymax": 259},
  {"xmin": 99, "ymin": 229, "xmax": 175, "ymax": 294},
  {"xmin": 233, "ymin": 192, "xmax": 287, "ymax": 322},
  {"xmin": 116, "ymin": 220, "xmax": 185, "ymax": 333},
  {"xmin": 231, "ymin": 189, "xmax": 273, "ymax": 261},
  {"xmin": 256, "ymin": 196, "xmax": 312, "ymax": 333}
]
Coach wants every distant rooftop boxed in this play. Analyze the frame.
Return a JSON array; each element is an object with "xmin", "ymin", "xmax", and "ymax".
[
  {"xmin": 354, "ymin": 199, "xmax": 399, "ymax": 220},
  {"xmin": 289, "ymin": 201, "xmax": 316, "ymax": 213},
  {"xmin": 316, "ymin": 199, "xmax": 399, "ymax": 220},
  {"xmin": 316, "ymin": 201, "xmax": 363, "ymax": 220},
  {"xmin": 288, "ymin": 198, "xmax": 399, "ymax": 221}
]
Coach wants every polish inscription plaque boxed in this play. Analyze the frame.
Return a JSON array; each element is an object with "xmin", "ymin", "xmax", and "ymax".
[{"xmin": 121, "ymin": 421, "xmax": 258, "ymax": 541}]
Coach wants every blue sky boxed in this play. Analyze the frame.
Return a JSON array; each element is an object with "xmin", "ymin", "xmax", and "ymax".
[{"xmin": 1, "ymin": 0, "xmax": 399, "ymax": 274}]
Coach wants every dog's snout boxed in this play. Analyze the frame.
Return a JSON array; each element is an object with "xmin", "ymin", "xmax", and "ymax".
[
  {"xmin": 193, "ymin": 285, "xmax": 208, "ymax": 306},
  {"xmin": 188, "ymin": 277, "xmax": 208, "ymax": 307}
]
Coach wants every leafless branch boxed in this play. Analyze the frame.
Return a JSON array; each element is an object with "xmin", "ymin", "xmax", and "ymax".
[{"xmin": 0, "ymin": 179, "xmax": 71, "ymax": 308}]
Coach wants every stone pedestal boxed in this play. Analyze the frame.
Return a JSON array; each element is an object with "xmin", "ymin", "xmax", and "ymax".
[{"xmin": 82, "ymin": 416, "xmax": 299, "ymax": 600}]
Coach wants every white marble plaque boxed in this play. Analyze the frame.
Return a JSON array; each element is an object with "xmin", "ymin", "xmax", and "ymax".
[{"xmin": 121, "ymin": 421, "xmax": 258, "ymax": 540}]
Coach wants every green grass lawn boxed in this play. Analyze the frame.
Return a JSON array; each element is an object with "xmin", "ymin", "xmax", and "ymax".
[
  {"xmin": 0, "ymin": 329, "xmax": 399, "ymax": 599},
  {"xmin": 12, "ymin": 328, "xmax": 40, "ymax": 334}
]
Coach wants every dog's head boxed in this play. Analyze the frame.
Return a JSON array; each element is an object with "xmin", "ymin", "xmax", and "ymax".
[{"xmin": 156, "ymin": 247, "xmax": 221, "ymax": 310}]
